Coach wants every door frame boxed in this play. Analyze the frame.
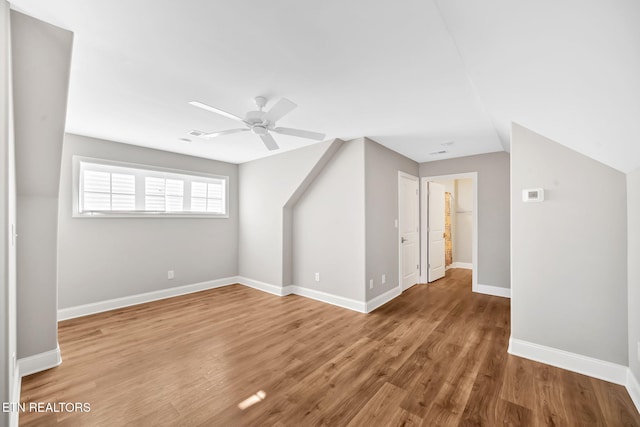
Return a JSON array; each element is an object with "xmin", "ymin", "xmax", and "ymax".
[
  {"xmin": 421, "ymin": 172, "xmax": 478, "ymax": 292},
  {"xmin": 398, "ymin": 171, "xmax": 420, "ymax": 292}
]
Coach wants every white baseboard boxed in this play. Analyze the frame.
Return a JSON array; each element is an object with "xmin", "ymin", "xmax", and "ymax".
[
  {"xmin": 58, "ymin": 276, "xmax": 238, "ymax": 321},
  {"xmin": 237, "ymin": 276, "xmax": 289, "ymax": 296},
  {"xmin": 508, "ymin": 338, "xmax": 628, "ymax": 385},
  {"xmin": 402, "ymin": 282, "xmax": 419, "ymax": 292},
  {"xmin": 509, "ymin": 338, "xmax": 640, "ymax": 414},
  {"xmin": 286, "ymin": 285, "xmax": 366, "ymax": 313},
  {"xmin": 237, "ymin": 278, "xmax": 367, "ymax": 313},
  {"xmin": 475, "ymin": 283, "xmax": 511, "ymax": 298},
  {"xmin": 58, "ymin": 275, "xmax": 364, "ymax": 323},
  {"xmin": 235, "ymin": 277, "xmax": 366, "ymax": 313},
  {"xmin": 18, "ymin": 343, "xmax": 62, "ymax": 378},
  {"xmin": 450, "ymin": 262, "xmax": 472, "ymax": 269},
  {"xmin": 366, "ymin": 286, "xmax": 401, "ymax": 313},
  {"xmin": 627, "ymin": 369, "xmax": 640, "ymax": 414}
]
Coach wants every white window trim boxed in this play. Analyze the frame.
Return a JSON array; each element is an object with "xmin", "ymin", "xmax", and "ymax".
[{"xmin": 72, "ymin": 155, "xmax": 230, "ymax": 218}]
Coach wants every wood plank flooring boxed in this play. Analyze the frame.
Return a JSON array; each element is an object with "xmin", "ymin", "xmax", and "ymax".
[{"xmin": 20, "ymin": 269, "xmax": 640, "ymax": 426}]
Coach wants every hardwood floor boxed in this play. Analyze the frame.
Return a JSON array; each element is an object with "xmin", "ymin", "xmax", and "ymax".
[{"xmin": 20, "ymin": 269, "xmax": 640, "ymax": 426}]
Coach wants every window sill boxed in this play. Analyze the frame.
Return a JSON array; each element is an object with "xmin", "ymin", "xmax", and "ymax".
[{"xmin": 72, "ymin": 211, "xmax": 229, "ymax": 219}]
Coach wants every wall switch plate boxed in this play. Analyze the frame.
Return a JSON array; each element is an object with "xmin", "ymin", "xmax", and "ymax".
[
  {"xmin": 381, "ymin": 274, "xmax": 386, "ymax": 284},
  {"xmin": 168, "ymin": 270, "xmax": 174, "ymax": 280},
  {"xmin": 369, "ymin": 279, "xmax": 374, "ymax": 289},
  {"xmin": 394, "ymin": 219, "xmax": 398, "ymax": 228},
  {"xmin": 315, "ymin": 272, "xmax": 320, "ymax": 282},
  {"xmin": 637, "ymin": 341, "xmax": 640, "ymax": 363}
]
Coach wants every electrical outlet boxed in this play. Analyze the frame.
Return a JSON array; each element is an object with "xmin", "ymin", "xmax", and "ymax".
[
  {"xmin": 369, "ymin": 279, "xmax": 374, "ymax": 289},
  {"xmin": 381, "ymin": 274, "xmax": 386, "ymax": 284},
  {"xmin": 315, "ymin": 272, "xmax": 320, "ymax": 282},
  {"xmin": 168, "ymin": 270, "xmax": 174, "ymax": 280}
]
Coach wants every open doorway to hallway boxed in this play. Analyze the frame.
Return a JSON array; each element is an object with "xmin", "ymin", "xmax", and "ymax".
[{"xmin": 421, "ymin": 173, "xmax": 478, "ymax": 291}]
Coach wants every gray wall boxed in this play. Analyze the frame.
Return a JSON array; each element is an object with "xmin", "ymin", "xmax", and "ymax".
[
  {"xmin": 238, "ymin": 140, "xmax": 335, "ymax": 286},
  {"xmin": 58, "ymin": 134, "xmax": 238, "ymax": 308},
  {"xmin": 364, "ymin": 138, "xmax": 419, "ymax": 300},
  {"xmin": 419, "ymin": 151, "xmax": 510, "ymax": 288},
  {"xmin": 293, "ymin": 139, "xmax": 366, "ymax": 301},
  {"xmin": 628, "ymin": 167, "xmax": 640, "ymax": 379},
  {"xmin": 12, "ymin": 11, "xmax": 72, "ymax": 359},
  {"xmin": 511, "ymin": 123, "xmax": 628, "ymax": 365},
  {"xmin": 1, "ymin": 1, "xmax": 17, "ymax": 423}
]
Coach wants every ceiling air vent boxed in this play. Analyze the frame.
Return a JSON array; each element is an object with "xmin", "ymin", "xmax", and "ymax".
[
  {"xmin": 188, "ymin": 129, "xmax": 205, "ymax": 137},
  {"xmin": 429, "ymin": 150, "xmax": 448, "ymax": 155}
]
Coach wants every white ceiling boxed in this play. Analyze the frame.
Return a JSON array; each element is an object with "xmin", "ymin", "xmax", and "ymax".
[
  {"xmin": 9, "ymin": 0, "xmax": 640, "ymax": 171},
  {"xmin": 435, "ymin": 0, "xmax": 640, "ymax": 173}
]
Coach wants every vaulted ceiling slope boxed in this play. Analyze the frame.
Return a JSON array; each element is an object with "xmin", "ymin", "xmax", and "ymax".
[
  {"xmin": 9, "ymin": 1, "xmax": 640, "ymax": 172},
  {"xmin": 436, "ymin": 0, "xmax": 640, "ymax": 173}
]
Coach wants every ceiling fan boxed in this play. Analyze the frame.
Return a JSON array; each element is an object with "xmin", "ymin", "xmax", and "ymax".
[{"xmin": 188, "ymin": 97, "xmax": 326, "ymax": 151}]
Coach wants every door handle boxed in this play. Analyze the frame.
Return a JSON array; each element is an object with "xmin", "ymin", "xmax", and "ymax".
[{"xmin": 401, "ymin": 237, "xmax": 407, "ymax": 243}]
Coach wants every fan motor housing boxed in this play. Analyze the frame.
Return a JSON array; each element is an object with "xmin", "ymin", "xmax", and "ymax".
[
  {"xmin": 245, "ymin": 110, "xmax": 265, "ymax": 124},
  {"xmin": 252, "ymin": 125, "xmax": 268, "ymax": 135}
]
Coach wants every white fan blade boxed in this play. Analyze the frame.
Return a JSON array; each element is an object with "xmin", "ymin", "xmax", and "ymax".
[
  {"xmin": 189, "ymin": 101, "xmax": 248, "ymax": 124},
  {"xmin": 259, "ymin": 133, "xmax": 279, "ymax": 151},
  {"xmin": 272, "ymin": 127, "xmax": 325, "ymax": 141},
  {"xmin": 204, "ymin": 128, "xmax": 249, "ymax": 138},
  {"xmin": 263, "ymin": 98, "xmax": 297, "ymax": 124}
]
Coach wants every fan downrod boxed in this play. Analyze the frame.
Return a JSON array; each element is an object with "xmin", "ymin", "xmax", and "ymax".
[{"xmin": 254, "ymin": 96, "xmax": 267, "ymax": 111}]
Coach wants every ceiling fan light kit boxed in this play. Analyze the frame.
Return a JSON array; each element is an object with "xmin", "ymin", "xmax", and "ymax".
[{"xmin": 188, "ymin": 97, "xmax": 325, "ymax": 151}]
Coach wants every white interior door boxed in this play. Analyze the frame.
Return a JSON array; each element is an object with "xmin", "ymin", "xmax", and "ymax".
[
  {"xmin": 428, "ymin": 181, "xmax": 445, "ymax": 282},
  {"xmin": 399, "ymin": 172, "xmax": 419, "ymax": 291}
]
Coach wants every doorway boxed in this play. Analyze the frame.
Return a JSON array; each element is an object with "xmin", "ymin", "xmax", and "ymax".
[{"xmin": 421, "ymin": 173, "xmax": 478, "ymax": 290}]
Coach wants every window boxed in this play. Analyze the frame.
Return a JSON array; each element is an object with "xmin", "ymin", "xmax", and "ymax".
[
  {"xmin": 144, "ymin": 177, "xmax": 184, "ymax": 212},
  {"xmin": 191, "ymin": 181, "xmax": 225, "ymax": 213},
  {"xmin": 73, "ymin": 156, "xmax": 228, "ymax": 218},
  {"xmin": 83, "ymin": 170, "xmax": 136, "ymax": 211}
]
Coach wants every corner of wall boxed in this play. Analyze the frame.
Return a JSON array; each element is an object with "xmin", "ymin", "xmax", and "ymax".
[
  {"xmin": 511, "ymin": 123, "xmax": 628, "ymax": 367},
  {"xmin": 17, "ymin": 342, "xmax": 61, "ymax": 377},
  {"xmin": 282, "ymin": 138, "xmax": 344, "ymax": 285},
  {"xmin": 9, "ymin": 370, "xmax": 21, "ymax": 427},
  {"xmin": 363, "ymin": 138, "xmax": 419, "ymax": 301},
  {"xmin": 290, "ymin": 138, "xmax": 367, "ymax": 302},
  {"xmin": 627, "ymin": 369, "xmax": 640, "ymax": 414},
  {"xmin": 627, "ymin": 167, "xmax": 640, "ymax": 386},
  {"xmin": 238, "ymin": 139, "xmax": 340, "ymax": 285},
  {"xmin": 418, "ymin": 151, "xmax": 510, "ymax": 290},
  {"xmin": 11, "ymin": 8, "xmax": 71, "ymax": 374},
  {"xmin": 2, "ymin": 2, "xmax": 18, "ymax": 426}
]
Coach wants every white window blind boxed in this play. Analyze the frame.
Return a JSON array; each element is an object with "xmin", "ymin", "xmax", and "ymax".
[
  {"xmin": 83, "ymin": 170, "xmax": 136, "ymax": 211},
  {"xmin": 191, "ymin": 181, "xmax": 225, "ymax": 213},
  {"xmin": 144, "ymin": 177, "xmax": 185, "ymax": 212},
  {"xmin": 75, "ymin": 157, "xmax": 228, "ymax": 217}
]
